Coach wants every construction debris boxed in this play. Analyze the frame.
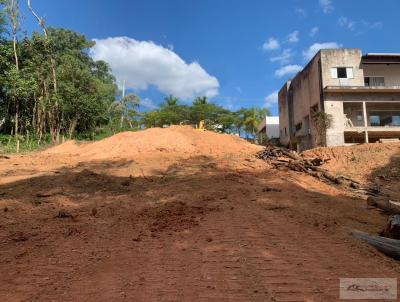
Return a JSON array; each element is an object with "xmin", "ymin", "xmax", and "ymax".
[
  {"xmin": 367, "ymin": 197, "xmax": 400, "ymax": 214},
  {"xmin": 256, "ymin": 146, "xmax": 377, "ymax": 196},
  {"xmin": 383, "ymin": 215, "xmax": 400, "ymax": 240}
]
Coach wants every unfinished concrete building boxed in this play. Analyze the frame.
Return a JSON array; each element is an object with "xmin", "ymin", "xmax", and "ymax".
[{"xmin": 278, "ymin": 49, "xmax": 400, "ymax": 151}]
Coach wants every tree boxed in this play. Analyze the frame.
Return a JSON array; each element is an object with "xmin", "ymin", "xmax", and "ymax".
[
  {"xmin": 311, "ymin": 111, "xmax": 332, "ymax": 147},
  {"xmin": 141, "ymin": 111, "xmax": 160, "ymax": 128},
  {"xmin": 0, "ymin": 27, "xmax": 117, "ymax": 142},
  {"xmin": 28, "ymin": 0, "xmax": 60, "ymax": 142},
  {"xmin": 193, "ymin": 96, "xmax": 208, "ymax": 106},
  {"xmin": 164, "ymin": 94, "xmax": 179, "ymax": 107},
  {"xmin": 5, "ymin": 0, "xmax": 19, "ymax": 70},
  {"xmin": 117, "ymin": 93, "xmax": 140, "ymax": 129},
  {"xmin": 190, "ymin": 96, "xmax": 231, "ymax": 129},
  {"xmin": 4, "ymin": 0, "xmax": 21, "ymax": 150},
  {"xmin": 238, "ymin": 107, "xmax": 270, "ymax": 139}
]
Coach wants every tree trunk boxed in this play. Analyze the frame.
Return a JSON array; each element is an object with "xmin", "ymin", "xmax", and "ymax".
[
  {"xmin": 12, "ymin": 31, "xmax": 19, "ymax": 71},
  {"xmin": 120, "ymin": 114, "xmax": 124, "ymax": 129},
  {"xmin": 68, "ymin": 117, "xmax": 78, "ymax": 139},
  {"xmin": 9, "ymin": 0, "xmax": 20, "ymax": 152},
  {"xmin": 27, "ymin": 0, "xmax": 57, "ymax": 93},
  {"xmin": 14, "ymin": 101, "xmax": 19, "ymax": 152}
]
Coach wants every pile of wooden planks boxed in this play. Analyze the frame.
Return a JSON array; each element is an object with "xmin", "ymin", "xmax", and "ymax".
[{"xmin": 256, "ymin": 146, "xmax": 378, "ymax": 196}]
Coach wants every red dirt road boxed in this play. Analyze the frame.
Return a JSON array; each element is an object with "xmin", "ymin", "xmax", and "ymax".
[{"xmin": 0, "ymin": 128, "xmax": 399, "ymax": 301}]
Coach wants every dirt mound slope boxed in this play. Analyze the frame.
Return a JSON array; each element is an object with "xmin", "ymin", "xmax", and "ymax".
[
  {"xmin": 2, "ymin": 131, "xmax": 400, "ymax": 301},
  {"xmin": 302, "ymin": 142, "xmax": 400, "ymax": 183},
  {"xmin": 45, "ymin": 126, "xmax": 262, "ymax": 160},
  {"xmin": 303, "ymin": 142, "xmax": 400, "ymax": 202}
]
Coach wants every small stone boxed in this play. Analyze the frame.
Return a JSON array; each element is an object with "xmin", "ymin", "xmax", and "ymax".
[{"xmin": 56, "ymin": 210, "xmax": 73, "ymax": 219}]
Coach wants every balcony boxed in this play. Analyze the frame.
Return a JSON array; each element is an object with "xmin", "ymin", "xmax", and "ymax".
[
  {"xmin": 325, "ymin": 86, "xmax": 400, "ymax": 93},
  {"xmin": 343, "ymin": 102, "xmax": 400, "ymax": 143},
  {"xmin": 344, "ymin": 102, "xmax": 400, "ymax": 128}
]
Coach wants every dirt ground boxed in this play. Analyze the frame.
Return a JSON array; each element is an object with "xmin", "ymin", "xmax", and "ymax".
[
  {"xmin": 0, "ymin": 126, "xmax": 399, "ymax": 302},
  {"xmin": 303, "ymin": 142, "xmax": 400, "ymax": 201}
]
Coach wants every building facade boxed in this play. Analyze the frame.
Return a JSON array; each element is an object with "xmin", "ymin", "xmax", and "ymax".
[
  {"xmin": 278, "ymin": 49, "xmax": 400, "ymax": 151},
  {"xmin": 257, "ymin": 116, "xmax": 280, "ymax": 140}
]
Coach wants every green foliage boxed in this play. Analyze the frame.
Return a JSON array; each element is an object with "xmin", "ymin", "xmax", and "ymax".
[
  {"xmin": 164, "ymin": 94, "xmax": 179, "ymax": 106},
  {"xmin": 138, "ymin": 95, "xmax": 270, "ymax": 137},
  {"xmin": 0, "ymin": 133, "xmax": 52, "ymax": 153},
  {"xmin": 312, "ymin": 111, "xmax": 332, "ymax": 130},
  {"xmin": 0, "ymin": 24, "xmax": 117, "ymax": 142},
  {"xmin": 311, "ymin": 111, "xmax": 333, "ymax": 146},
  {"xmin": 235, "ymin": 107, "xmax": 271, "ymax": 137}
]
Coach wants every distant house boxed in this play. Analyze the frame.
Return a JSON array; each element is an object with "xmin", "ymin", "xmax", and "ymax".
[
  {"xmin": 257, "ymin": 116, "xmax": 280, "ymax": 140},
  {"xmin": 278, "ymin": 49, "xmax": 400, "ymax": 151}
]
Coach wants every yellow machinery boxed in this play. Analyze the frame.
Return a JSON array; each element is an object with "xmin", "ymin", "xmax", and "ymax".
[{"xmin": 197, "ymin": 120, "xmax": 206, "ymax": 131}]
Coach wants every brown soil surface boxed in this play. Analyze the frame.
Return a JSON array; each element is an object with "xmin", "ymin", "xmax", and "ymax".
[
  {"xmin": 0, "ymin": 126, "xmax": 399, "ymax": 301},
  {"xmin": 303, "ymin": 142, "xmax": 400, "ymax": 200}
]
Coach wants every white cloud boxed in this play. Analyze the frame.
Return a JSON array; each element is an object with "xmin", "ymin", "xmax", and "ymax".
[
  {"xmin": 263, "ymin": 38, "xmax": 280, "ymax": 50},
  {"xmin": 270, "ymin": 49, "xmax": 295, "ymax": 65},
  {"xmin": 275, "ymin": 65, "xmax": 303, "ymax": 78},
  {"xmin": 287, "ymin": 30, "xmax": 300, "ymax": 43},
  {"xmin": 90, "ymin": 37, "xmax": 219, "ymax": 99},
  {"xmin": 265, "ymin": 91, "xmax": 279, "ymax": 108},
  {"xmin": 359, "ymin": 20, "xmax": 383, "ymax": 31},
  {"xmin": 364, "ymin": 21, "xmax": 383, "ymax": 29},
  {"xmin": 295, "ymin": 8, "xmax": 307, "ymax": 17},
  {"xmin": 224, "ymin": 99, "xmax": 235, "ymax": 110},
  {"xmin": 140, "ymin": 98, "xmax": 159, "ymax": 110},
  {"xmin": 303, "ymin": 42, "xmax": 342, "ymax": 61},
  {"xmin": 338, "ymin": 17, "xmax": 356, "ymax": 31},
  {"xmin": 309, "ymin": 26, "xmax": 319, "ymax": 37},
  {"xmin": 338, "ymin": 17, "xmax": 383, "ymax": 33},
  {"xmin": 319, "ymin": 0, "xmax": 334, "ymax": 14}
]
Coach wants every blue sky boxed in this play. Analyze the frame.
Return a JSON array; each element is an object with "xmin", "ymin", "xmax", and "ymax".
[{"xmin": 19, "ymin": 0, "xmax": 400, "ymax": 115}]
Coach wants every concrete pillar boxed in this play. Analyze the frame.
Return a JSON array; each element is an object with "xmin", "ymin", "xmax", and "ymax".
[{"xmin": 362, "ymin": 101, "xmax": 369, "ymax": 143}]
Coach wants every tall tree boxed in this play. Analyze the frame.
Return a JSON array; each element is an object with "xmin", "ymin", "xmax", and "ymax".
[
  {"xmin": 5, "ymin": 0, "xmax": 19, "ymax": 70},
  {"xmin": 117, "ymin": 93, "xmax": 140, "ymax": 129},
  {"xmin": 193, "ymin": 96, "xmax": 208, "ymax": 106},
  {"xmin": 27, "ymin": 0, "xmax": 60, "ymax": 142},
  {"xmin": 4, "ymin": 0, "xmax": 21, "ymax": 150},
  {"xmin": 240, "ymin": 107, "xmax": 270, "ymax": 138},
  {"xmin": 164, "ymin": 94, "xmax": 179, "ymax": 107}
]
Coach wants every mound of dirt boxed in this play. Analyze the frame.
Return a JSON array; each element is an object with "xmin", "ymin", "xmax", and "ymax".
[
  {"xmin": 45, "ymin": 126, "xmax": 262, "ymax": 160},
  {"xmin": 303, "ymin": 142, "xmax": 400, "ymax": 183},
  {"xmin": 44, "ymin": 140, "xmax": 82, "ymax": 155}
]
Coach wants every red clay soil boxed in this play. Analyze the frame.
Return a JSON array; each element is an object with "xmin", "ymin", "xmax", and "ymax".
[
  {"xmin": 303, "ymin": 142, "xmax": 400, "ymax": 201},
  {"xmin": 0, "ymin": 127, "xmax": 399, "ymax": 301}
]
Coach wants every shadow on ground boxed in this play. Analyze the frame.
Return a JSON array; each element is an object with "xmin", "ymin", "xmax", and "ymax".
[{"xmin": 0, "ymin": 154, "xmax": 399, "ymax": 301}]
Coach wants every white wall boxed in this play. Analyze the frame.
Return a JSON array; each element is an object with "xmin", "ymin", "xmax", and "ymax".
[
  {"xmin": 324, "ymin": 100, "xmax": 345, "ymax": 146},
  {"xmin": 265, "ymin": 116, "xmax": 280, "ymax": 139},
  {"xmin": 363, "ymin": 64, "xmax": 400, "ymax": 87}
]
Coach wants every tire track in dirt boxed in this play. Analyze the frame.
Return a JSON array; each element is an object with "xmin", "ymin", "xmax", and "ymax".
[{"xmin": 52, "ymin": 193, "xmax": 399, "ymax": 302}]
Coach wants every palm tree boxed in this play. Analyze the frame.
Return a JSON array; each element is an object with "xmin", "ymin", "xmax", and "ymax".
[
  {"xmin": 164, "ymin": 94, "xmax": 179, "ymax": 106},
  {"xmin": 193, "ymin": 96, "xmax": 208, "ymax": 106},
  {"xmin": 242, "ymin": 107, "xmax": 270, "ymax": 138},
  {"xmin": 112, "ymin": 93, "xmax": 140, "ymax": 129}
]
